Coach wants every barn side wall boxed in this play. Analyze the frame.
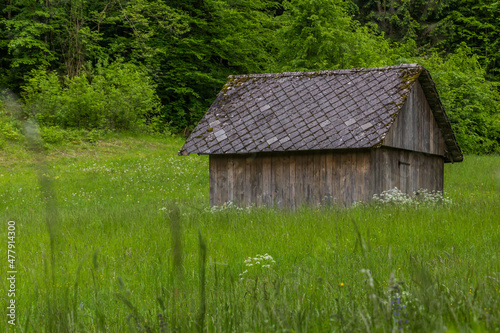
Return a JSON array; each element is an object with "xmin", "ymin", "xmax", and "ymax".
[
  {"xmin": 210, "ymin": 150, "xmax": 373, "ymax": 208},
  {"xmin": 383, "ymin": 80, "xmax": 446, "ymax": 156},
  {"xmin": 210, "ymin": 148, "xmax": 444, "ymax": 208}
]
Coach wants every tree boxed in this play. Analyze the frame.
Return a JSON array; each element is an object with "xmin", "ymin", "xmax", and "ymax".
[
  {"xmin": 272, "ymin": 0, "xmax": 402, "ymax": 72},
  {"xmin": 432, "ymin": 0, "xmax": 500, "ymax": 80},
  {"xmin": 149, "ymin": 0, "xmax": 279, "ymax": 132},
  {"xmin": 417, "ymin": 46, "xmax": 500, "ymax": 153}
]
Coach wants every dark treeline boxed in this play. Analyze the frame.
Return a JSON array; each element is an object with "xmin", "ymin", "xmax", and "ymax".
[
  {"xmin": 0, "ymin": 0, "xmax": 499, "ymax": 153},
  {"xmin": 354, "ymin": 0, "xmax": 500, "ymax": 80}
]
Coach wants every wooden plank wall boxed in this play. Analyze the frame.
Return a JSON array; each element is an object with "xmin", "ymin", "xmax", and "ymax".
[
  {"xmin": 210, "ymin": 150, "xmax": 374, "ymax": 207},
  {"xmin": 210, "ymin": 148, "xmax": 444, "ymax": 207},
  {"xmin": 383, "ymin": 81, "xmax": 447, "ymax": 156},
  {"xmin": 372, "ymin": 148, "xmax": 444, "ymax": 195}
]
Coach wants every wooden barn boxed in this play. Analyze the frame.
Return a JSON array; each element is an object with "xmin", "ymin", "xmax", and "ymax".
[{"xmin": 179, "ymin": 64, "xmax": 463, "ymax": 207}]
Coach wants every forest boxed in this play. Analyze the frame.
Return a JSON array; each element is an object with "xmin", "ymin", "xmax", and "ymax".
[{"xmin": 1, "ymin": 0, "xmax": 499, "ymax": 154}]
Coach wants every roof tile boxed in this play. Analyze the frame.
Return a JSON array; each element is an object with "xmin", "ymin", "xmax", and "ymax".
[{"xmin": 179, "ymin": 65, "xmax": 462, "ymax": 162}]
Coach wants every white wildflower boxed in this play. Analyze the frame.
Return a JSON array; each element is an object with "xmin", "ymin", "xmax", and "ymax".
[
  {"xmin": 372, "ymin": 187, "xmax": 452, "ymax": 207},
  {"xmin": 240, "ymin": 253, "xmax": 276, "ymax": 280}
]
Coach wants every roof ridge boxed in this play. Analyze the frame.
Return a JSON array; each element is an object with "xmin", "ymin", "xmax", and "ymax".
[{"xmin": 228, "ymin": 64, "xmax": 422, "ymax": 80}]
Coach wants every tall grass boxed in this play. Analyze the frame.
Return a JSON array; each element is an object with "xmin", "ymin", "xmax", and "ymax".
[{"xmin": 0, "ymin": 135, "xmax": 499, "ymax": 332}]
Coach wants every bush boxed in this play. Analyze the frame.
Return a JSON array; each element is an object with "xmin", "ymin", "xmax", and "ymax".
[
  {"xmin": 416, "ymin": 46, "xmax": 500, "ymax": 154},
  {"xmin": 40, "ymin": 126, "xmax": 66, "ymax": 144},
  {"xmin": 22, "ymin": 61, "xmax": 162, "ymax": 132},
  {"xmin": 0, "ymin": 93, "xmax": 24, "ymax": 142},
  {"xmin": 0, "ymin": 120, "xmax": 23, "ymax": 141}
]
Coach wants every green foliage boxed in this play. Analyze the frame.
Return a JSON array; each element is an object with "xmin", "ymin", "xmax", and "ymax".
[
  {"xmin": 432, "ymin": 0, "xmax": 500, "ymax": 80},
  {"xmin": 0, "ymin": 92, "xmax": 24, "ymax": 143},
  {"xmin": 417, "ymin": 46, "xmax": 500, "ymax": 154},
  {"xmin": 21, "ymin": 69, "xmax": 63, "ymax": 126},
  {"xmin": 353, "ymin": 0, "xmax": 500, "ymax": 80},
  {"xmin": 272, "ymin": 0, "xmax": 410, "ymax": 72},
  {"xmin": 0, "ymin": 135, "xmax": 498, "ymax": 331},
  {"xmin": 153, "ymin": 0, "xmax": 279, "ymax": 132},
  {"xmin": 40, "ymin": 126, "xmax": 78, "ymax": 145},
  {"xmin": 22, "ymin": 61, "xmax": 161, "ymax": 131},
  {"xmin": 0, "ymin": 121, "xmax": 23, "ymax": 141},
  {"xmin": 0, "ymin": 0, "xmax": 58, "ymax": 89},
  {"xmin": 353, "ymin": 0, "xmax": 448, "ymax": 44}
]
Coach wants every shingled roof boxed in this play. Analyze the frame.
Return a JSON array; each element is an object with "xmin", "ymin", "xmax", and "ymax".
[{"xmin": 179, "ymin": 64, "xmax": 463, "ymax": 162}]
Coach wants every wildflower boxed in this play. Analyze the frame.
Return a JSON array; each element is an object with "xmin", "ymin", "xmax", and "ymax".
[
  {"xmin": 372, "ymin": 187, "xmax": 452, "ymax": 207},
  {"xmin": 207, "ymin": 201, "xmax": 249, "ymax": 212},
  {"xmin": 240, "ymin": 253, "xmax": 276, "ymax": 280}
]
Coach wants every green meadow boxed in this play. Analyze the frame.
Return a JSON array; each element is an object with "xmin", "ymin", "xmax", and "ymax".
[{"xmin": 0, "ymin": 134, "xmax": 499, "ymax": 332}]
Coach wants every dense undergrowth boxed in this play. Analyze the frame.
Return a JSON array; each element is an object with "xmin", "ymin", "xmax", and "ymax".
[{"xmin": 0, "ymin": 134, "xmax": 498, "ymax": 332}]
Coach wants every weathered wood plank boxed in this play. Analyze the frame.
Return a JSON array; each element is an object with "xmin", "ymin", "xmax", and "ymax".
[
  {"xmin": 313, "ymin": 152, "xmax": 321, "ymax": 205},
  {"xmin": 421, "ymin": 153, "xmax": 431, "ymax": 191},
  {"xmin": 428, "ymin": 154, "xmax": 435, "ymax": 191},
  {"xmin": 325, "ymin": 151, "xmax": 333, "ymax": 205},
  {"xmin": 423, "ymin": 94, "xmax": 431, "ymax": 153},
  {"xmin": 227, "ymin": 155, "xmax": 234, "ymax": 203},
  {"xmin": 417, "ymin": 86, "xmax": 427, "ymax": 153},
  {"xmin": 416, "ymin": 153, "xmax": 423, "ymax": 191},
  {"xmin": 408, "ymin": 152, "xmax": 415, "ymax": 194},
  {"xmin": 233, "ymin": 156, "xmax": 245, "ymax": 205},
  {"xmin": 209, "ymin": 155, "xmax": 216, "ymax": 206},
  {"xmin": 282, "ymin": 154, "xmax": 290, "ymax": 207},
  {"xmin": 251, "ymin": 155, "xmax": 263, "ymax": 206},
  {"xmin": 332, "ymin": 152, "xmax": 341, "ymax": 205},
  {"xmin": 262, "ymin": 155, "xmax": 272, "ymax": 207},
  {"xmin": 340, "ymin": 152, "xmax": 350, "ymax": 206},
  {"xmin": 370, "ymin": 149, "xmax": 380, "ymax": 194},
  {"xmin": 404, "ymin": 89, "xmax": 413, "ymax": 150},
  {"xmin": 356, "ymin": 152, "xmax": 367, "ymax": 202},
  {"xmin": 244, "ymin": 155, "xmax": 252, "ymax": 206},
  {"xmin": 218, "ymin": 155, "xmax": 228, "ymax": 204},
  {"xmin": 364, "ymin": 151, "xmax": 372, "ymax": 202},
  {"xmin": 382, "ymin": 149, "xmax": 392, "ymax": 192},
  {"xmin": 306, "ymin": 152, "xmax": 314, "ymax": 205},
  {"xmin": 399, "ymin": 150, "xmax": 408, "ymax": 194},
  {"xmin": 289, "ymin": 154, "xmax": 296, "ymax": 209},
  {"xmin": 348, "ymin": 152, "xmax": 357, "ymax": 205},
  {"xmin": 272, "ymin": 154, "xmax": 283, "ymax": 207},
  {"xmin": 295, "ymin": 154, "xmax": 305, "ymax": 208},
  {"xmin": 318, "ymin": 151, "xmax": 328, "ymax": 204}
]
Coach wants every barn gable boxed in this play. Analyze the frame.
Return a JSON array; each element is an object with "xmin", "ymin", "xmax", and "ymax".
[
  {"xmin": 179, "ymin": 64, "xmax": 462, "ymax": 163},
  {"xmin": 382, "ymin": 80, "xmax": 447, "ymax": 156}
]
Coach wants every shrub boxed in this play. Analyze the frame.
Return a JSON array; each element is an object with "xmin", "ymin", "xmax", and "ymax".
[
  {"xmin": 40, "ymin": 126, "xmax": 66, "ymax": 144},
  {"xmin": 22, "ymin": 61, "xmax": 162, "ymax": 132},
  {"xmin": 417, "ymin": 46, "xmax": 500, "ymax": 154},
  {"xmin": 0, "ymin": 92, "xmax": 24, "ymax": 142},
  {"xmin": 0, "ymin": 120, "xmax": 23, "ymax": 141}
]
